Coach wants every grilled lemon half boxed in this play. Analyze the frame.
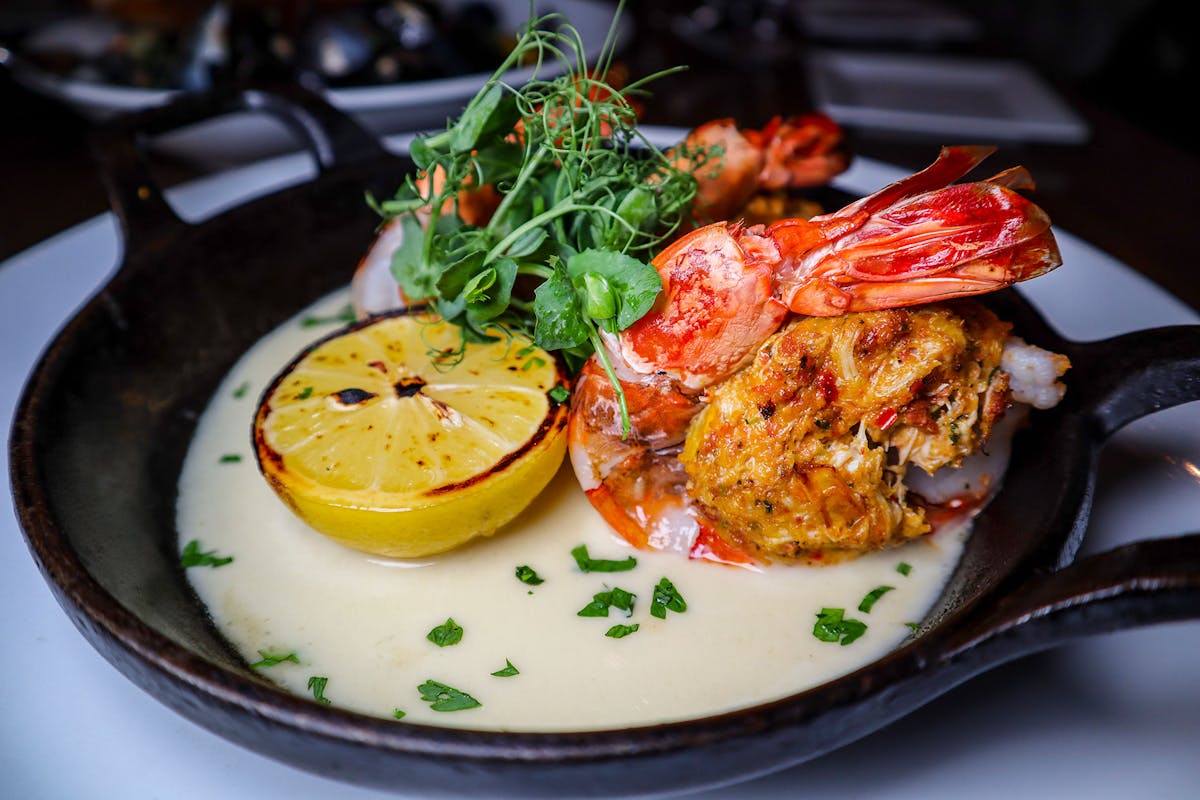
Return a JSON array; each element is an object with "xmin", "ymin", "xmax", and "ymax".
[{"xmin": 254, "ymin": 311, "xmax": 569, "ymax": 558}]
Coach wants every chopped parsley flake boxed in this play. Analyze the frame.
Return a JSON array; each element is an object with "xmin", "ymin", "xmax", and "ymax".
[
  {"xmin": 307, "ymin": 676, "xmax": 331, "ymax": 704},
  {"xmin": 858, "ymin": 585, "xmax": 895, "ymax": 613},
  {"xmin": 578, "ymin": 587, "xmax": 635, "ymax": 617},
  {"xmin": 248, "ymin": 650, "xmax": 300, "ymax": 669},
  {"xmin": 392, "ymin": 708, "xmax": 407, "ymax": 720},
  {"xmin": 180, "ymin": 539, "xmax": 233, "ymax": 568},
  {"xmin": 417, "ymin": 680, "xmax": 481, "ymax": 712},
  {"xmin": 491, "ymin": 659, "xmax": 520, "ymax": 677},
  {"xmin": 896, "ymin": 562, "xmax": 913, "ymax": 576},
  {"xmin": 515, "ymin": 565, "xmax": 544, "ymax": 585},
  {"xmin": 427, "ymin": 618, "xmax": 464, "ymax": 647},
  {"xmin": 605, "ymin": 623, "xmax": 639, "ymax": 639},
  {"xmin": 232, "ymin": 381, "xmax": 250, "ymax": 399},
  {"xmin": 219, "ymin": 453, "xmax": 242, "ymax": 463},
  {"xmin": 813, "ymin": 608, "xmax": 867, "ymax": 646},
  {"xmin": 298, "ymin": 386, "xmax": 314, "ymax": 400},
  {"xmin": 571, "ymin": 544, "xmax": 636, "ymax": 573},
  {"xmin": 650, "ymin": 577, "xmax": 687, "ymax": 619},
  {"xmin": 905, "ymin": 622, "xmax": 921, "ymax": 631},
  {"xmin": 301, "ymin": 304, "xmax": 356, "ymax": 327},
  {"xmin": 549, "ymin": 385, "xmax": 570, "ymax": 403}
]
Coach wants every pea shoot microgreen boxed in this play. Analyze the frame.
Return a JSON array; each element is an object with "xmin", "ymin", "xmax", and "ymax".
[{"xmin": 369, "ymin": 1, "xmax": 715, "ymax": 434}]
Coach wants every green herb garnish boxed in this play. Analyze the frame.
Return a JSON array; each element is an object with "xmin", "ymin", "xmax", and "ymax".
[
  {"xmin": 219, "ymin": 453, "xmax": 242, "ymax": 463},
  {"xmin": 297, "ymin": 386, "xmax": 314, "ymax": 400},
  {"xmin": 371, "ymin": 2, "xmax": 711, "ymax": 434},
  {"xmin": 549, "ymin": 384, "xmax": 570, "ymax": 402},
  {"xmin": 232, "ymin": 381, "xmax": 250, "ymax": 399},
  {"xmin": 248, "ymin": 650, "xmax": 300, "ymax": 669},
  {"xmin": 427, "ymin": 618, "xmax": 464, "ymax": 647},
  {"xmin": 813, "ymin": 608, "xmax": 868, "ymax": 646},
  {"xmin": 858, "ymin": 586, "xmax": 895, "ymax": 613},
  {"xmin": 605, "ymin": 623, "xmax": 639, "ymax": 639},
  {"xmin": 301, "ymin": 304, "xmax": 356, "ymax": 328},
  {"xmin": 577, "ymin": 587, "xmax": 635, "ymax": 617},
  {"xmin": 905, "ymin": 622, "xmax": 921, "ymax": 631},
  {"xmin": 571, "ymin": 544, "xmax": 636, "ymax": 573},
  {"xmin": 491, "ymin": 659, "xmax": 520, "ymax": 677},
  {"xmin": 417, "ymin": 680, "xmax": 481, "ymax": 712},
  {"xmin": 180, "ymin": 539, "xmax": 233, "ymax": 568},
  {"xmin": 896, "ymin": 562, "xmax": 913, "ymax": 576},
  {"xmin": 307, "ymin": 676, "xmax": 331, "ymax": 704},
  {"xmin": 650, "ymin": 577, "xmax": 687, "ymax": 619},
  {"xmin": 392, "ymin": 708, "xmax": 407, "ymax": 720},
  {"xmin": 515, "ymin": 565, "xmax": 545, "ymax": 585}
]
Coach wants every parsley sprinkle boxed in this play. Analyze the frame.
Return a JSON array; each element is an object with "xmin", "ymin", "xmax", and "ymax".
[
  {"xmin": 578, "ymin": 587, "xmax": 635, "ymax": 617},
  {"xmin": 858, "ymin": 586, "xmax": 895, "ymax": 613},
  {"xmin": 418, "ymin": 680, "xmax": 481, "ymax": 712},
  {"xmin": 522, "ymin": 356, "xmax": 547, "ymax": 371},
  {"xmin": 232, "ymin": 381, "xmax": 250, "ymax": 399},
  {"xmin": 248, "ymin": 650, "xmax": 300, "ymax": 669},
  {"xmin": 605, "ymin": 623, "xmax": 639, "ymax": 639},
  {"xmin": 392, "ymin": 708, "xmax": 407, "ymax": 720},
  {"xmin": 571, "ymin": 544, "xmax": 636, "ymax": 573},
  {"xmin": 515, "ymin": 565, "xmax": 544, "ymax": 585},
  {"xmin": 301, "ymin": 304, "xmax": 356, "ymax": 327},
  {"xmin": 219, "ymin": 453, "xmax": 242, "ymax": 463},
  {"xmin": 180, "ymin": 539, "xmax": 233, "ymax": 568},
  {"xmin": 650, "ymin": 577, "xmax": 687, "ymax": 619},
  {"xmin": 491, "ymin": 659, "xmax": 520, "ymax": 677},
  {"xmin": 298, "ymin": 386, "xmax": 314, "ymax": 400},
  {"xmin": 905, "ymin": 622, "xmax": 921, "ymax": 631},
  {"xmin": 549, "ymin": 385, "xmax": 570, "ymax": 403},
  {"xmin": 307, "ymin": 676, "xmax": 331, "ymax": 704},
  {"xmin": 813, "ymin": 608, "xmax": 868, "ymax": 646},
  {"xmin": 427, "ymin": 618, "xmax": 464, "ymax": 647},
  {"xmin": 896, "ymin": 562, "xmax": 913, "ymax": 576}
]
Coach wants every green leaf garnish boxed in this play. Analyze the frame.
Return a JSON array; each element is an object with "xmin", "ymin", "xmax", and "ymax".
[
  {"xmin": 896, "ymin": 562, "xmax": 913, "ymax": 576},
  {"xmin": 491, "ymin": 659, "xmax": 520, "ymax": 677},
  {"xmin": 219, "ymin": 453, "xmax": 242, "ymax": 463},
  {"xmin": 650, "ymin": 577, "xmax": 687, "ymax": 619},
  {"xmin": 605, "ymin": 623, "xmax": 639, "ymax": 639},
  {"xmin": 232, "ymin": 381, "xmax": 250, "ymax": 399},
  {"xmin": 905, "ymin": 622, "xmax": 921, "ymax": 631},
  {"xmin": 427, "ymin": 618, "xmax": 464, "ymax": 647},
  {"xmin": 515, "ymin": 565, "xmax": 545, "ymax": 586},
  {"xmin": 307, "ymin": 676, "xmax": 331, "ymax": 704},
  {"xmin": 549, "ymin": 385, "xmax": 570, "ymax": 403},
  {"xmin": 371, "ymin": 2, "xmax": 709, "ymax": 434},
  {"xmin": 571, "ymin": 544, "xmax": 636, "ymax": 573},
  {"xmin": 578, "ymin": 587, "xmax": 636, "ymax": 618},
  {"xmin": 858, "ymin": 586, "xmax": 895, "ymax": 613},
  {"xmin": 392, "ymin": 708, "xmax": 407, "ymax": 720},
  {"xmin": 417, "ymin": 680, "xmax": 481, "ymax": 712},
  {"xmin": 301, "ymin": 304, "xmax": 356, "ymax": 328},
  {"xmin": 248, "ymin": 650, "xmax": 300, "ymax": 669},
  {"xmin": 813, "ymin": 608, "xmax": 868, "ymax": 646},
  {"xmin": 180, "ymin": 539, "xmax": 233, "ymax": 568}
]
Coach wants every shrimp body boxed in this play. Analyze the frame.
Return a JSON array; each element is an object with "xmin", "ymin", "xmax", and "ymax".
[{"xmin": 568, "ymin": 146, "xmax": 1065, "ymax": 564}]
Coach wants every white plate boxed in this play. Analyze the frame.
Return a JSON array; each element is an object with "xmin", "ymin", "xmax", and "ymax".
[
  {"xmin": 1, "ymin": 135, "xmax": 1197, "ymax": 798},
  {"xmin": 807, "ymin": 49, "xmax": 1091, "ymax": 144},
  {"xmin": 10, "ymin": 0, "xmax": 627, "ymax": 167}
]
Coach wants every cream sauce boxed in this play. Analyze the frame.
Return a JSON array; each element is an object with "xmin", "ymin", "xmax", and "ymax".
[{"xmin": 178, "ymin": 289, "xmax": 970, "ymax": 732}]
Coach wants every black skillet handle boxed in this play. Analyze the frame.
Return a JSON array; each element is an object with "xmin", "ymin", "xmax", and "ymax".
[
  {"xmin": 88, "ymin": 85, "xmax": 390, "ymax": 252},
  {"xmin": 941, "ymin": 533, "xmax": 1200, "ymax": 671},
  {"xmin": 1062, "ymin": 324, "xmax": 1200, "ymax": 439}
]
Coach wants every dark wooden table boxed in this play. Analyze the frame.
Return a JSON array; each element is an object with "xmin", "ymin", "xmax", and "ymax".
[{"xmin": 2, "ymin": 7, "xmax": 1197, "ymax": 313}]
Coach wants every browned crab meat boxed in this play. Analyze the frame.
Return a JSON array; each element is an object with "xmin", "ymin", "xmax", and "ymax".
[{"xmin": 679, "ymin": 301, "xmax": 1013, "ymax": 563}]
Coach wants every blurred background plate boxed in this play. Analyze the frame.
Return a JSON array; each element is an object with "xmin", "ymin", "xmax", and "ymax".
[{"xmin": 6, "ymin": 0, "xmax": 627, "ymax": 167}]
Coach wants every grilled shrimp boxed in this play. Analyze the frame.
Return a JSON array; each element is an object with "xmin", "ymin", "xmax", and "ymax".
[{"xmin": 568, "ymin": 146, "xmax": 1070, "ymax": 566}]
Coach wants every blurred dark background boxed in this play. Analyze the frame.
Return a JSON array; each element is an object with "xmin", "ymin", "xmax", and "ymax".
[{"xmin": 0, "ymin": 0, "xmax": 1196, "ymax": 309}]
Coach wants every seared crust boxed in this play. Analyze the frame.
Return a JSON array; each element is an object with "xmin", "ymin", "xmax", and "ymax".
[{"xmin": 679, "ymin": 301, "xmax": 1012, "ymax": 562}]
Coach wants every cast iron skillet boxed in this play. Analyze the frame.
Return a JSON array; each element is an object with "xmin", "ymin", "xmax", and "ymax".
[{"xmin": 10, "ymin": 89, "xmax": 1200, "ymax": 797}]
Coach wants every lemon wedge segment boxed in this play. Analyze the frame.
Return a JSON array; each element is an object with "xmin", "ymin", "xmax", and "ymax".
[{"xmin": 254, "ymin": 311, "xmax": 569, "ymax": 557}]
